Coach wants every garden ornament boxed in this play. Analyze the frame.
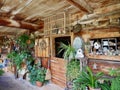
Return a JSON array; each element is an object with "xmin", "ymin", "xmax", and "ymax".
[
  {"xmin": 93, "ymin": 41, "xmax": 101, "ymax": 54},
  {"xmin": 73, "ymin": 37, "xmax": 87, "ymax": 72},
  {"xmin": 94, "ymin": 42, "xmax": 100, "ymax": 49},
  {"xmin": 75, "ymin": 48, "xmax": 88, "ymax": 71}
]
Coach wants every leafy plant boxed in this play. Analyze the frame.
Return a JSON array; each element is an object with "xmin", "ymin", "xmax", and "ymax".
[
  {"xmin": 111, "ymin": 76, "xmax": 120, "ymax": 90},
  {"xmin": 0, "ymin": 69, "xmax": 4, "ymax": 76},
  {"xmin": 58, "ymin": 42, "xmax": 75, "ymax": 60},
  {"xmin": 108, "ymin": 68, "xmax": 120, "ymax": 90},
  {"xmin": 97, "ymin": 81, "xmax": 110, "ymax": 90},
  {"xmin": 36, "ymin": 67, "xmax": 46, "ymax": 82},
  {"xmin": 29, "ymin": 63, "xmax": 46, "ymax": 84},
  {"xmin": 67, "ymin": 59, "xmax": 80, "ymax": 81},
  {"xmin": 109, "ymin": 68, "xmax": 120, "ymax": 77},
  {"xmin": 7, "ymin": 34, "xmax": 35, "ymax": 78},
  {"xmin": 73, "ymin": 67, "xmax": 109, "ymax": 90},
  {"xmin": 16, "ymin": 34, "xmax": 29, "ymax": 48}
]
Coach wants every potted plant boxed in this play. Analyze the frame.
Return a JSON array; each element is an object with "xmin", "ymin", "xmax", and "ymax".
[
  {"xmin": 35, "ymin": 67, "xmax": 46, "ymax": 87},
  {"xmin": 7, "ymin": 34, "xmax": 35, "ymax": 78},
  {"xmin": 73, "ymin": 67, "xmax": 110, "ymax": 90},
  {"xmin": 29, "ymin": 63, "xmax": 46, "ymax": 87},
  {"xmin": 58, "ymin": 42, "xmax": 82, "ymax": 89}
]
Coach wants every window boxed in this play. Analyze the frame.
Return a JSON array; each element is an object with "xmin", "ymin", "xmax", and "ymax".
[{"xmin": 90, "ymin": 37, "xmax": 120, "ymax": 56}]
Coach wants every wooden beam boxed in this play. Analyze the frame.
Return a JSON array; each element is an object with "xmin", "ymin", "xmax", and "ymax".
[
  {"xmin": 81, "ymin": 27, "xmax": 120, "ymax": 34},
  {"xmin": 95, "ymin": 3, "xmax": 120, "ymax": 15},
  {"xmin": 0, "ymin": 18, "xmax": 43, "ymax": 31},
  {"xmin": 66, "ymin": 0, "xmax": 90, "ymax": 13},
  {"xmin": 79, "ymin": 10, "xmax": 120, "ymax": 23},
  {"xmin": 0, "ymin": 32, "xmax": 16, "ymax": 35},
  {"xmin": 78, "ymin": 0, "xmax": 93, "ymax": 13},
  {"xmin": 82, "ymin": 25, "xmax": 120, "ymax": 31},
  {"xmin": 81, "ymin": 28, "xmax": 120, "ymax": 43},
  {"xmin": 80, "ymin": 3, "xmax": 120, "ymax": 22},
  {"xmin": 11, "ymin": 0, "xmax": 33, "ymax": 15}
]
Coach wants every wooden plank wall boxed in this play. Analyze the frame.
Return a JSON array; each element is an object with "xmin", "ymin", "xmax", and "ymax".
[
  {"xmin": 50, "ymin": 57, "xmax": 67, "ymax": 88},
  {"xmin": 88, "ymin": 59, "xmax": 120, "ymax": 75},
  {"xmin": 80, "ymin": 27, "xmax": 120, "ymax": 42},
  {"xmin": 80, "ymin": 27, "xmax": 120, "ymax": 74}
]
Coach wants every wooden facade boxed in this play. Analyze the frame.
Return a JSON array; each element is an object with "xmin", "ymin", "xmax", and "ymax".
[
  {"xmin": 0, "ymin": 0, "xmax": 120, "ymax": 89},
  {"xmin": 80, "ymin": 28, "xmax": 120, "ymax": 74},
  {"xmin": 34, "ymin": 12, "xmax": 120, "ymax": 88},
  {"xmin": 51, "ymin": 57, "xmax": 67, "ymax": 88},
  {"xmin": 88, "ymin": 59, "xmax": 120, "ymax": 75}
]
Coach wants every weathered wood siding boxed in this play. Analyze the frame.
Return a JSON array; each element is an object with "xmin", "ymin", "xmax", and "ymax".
[
  {"xmin": 80, "ymin": 27, "xmax": 120, "ymax": 74},
  {"xmin": 88, "ymin": 59, "xmax": 120, "ymax": 75},
  {"xmin": 80, "ymin": 27, "xmax": 120, "ymax": 42},
  {"xmin": 50, "ymin": 57, "xmax": 67, "ymax": 88}
]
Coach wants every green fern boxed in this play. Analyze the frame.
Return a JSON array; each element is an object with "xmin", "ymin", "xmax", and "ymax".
[
  {"xmin": 73, "ymin": 67, "xmax": 108, "ymax": 90},
  {"xmin": 111, "ymin": 77, "xmax": 120, "ymax": 90}
]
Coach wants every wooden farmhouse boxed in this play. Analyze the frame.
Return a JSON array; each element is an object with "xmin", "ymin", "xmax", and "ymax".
[{"xmin": 0, "ymin": 0, "xmax": 120, "ymax": 90}]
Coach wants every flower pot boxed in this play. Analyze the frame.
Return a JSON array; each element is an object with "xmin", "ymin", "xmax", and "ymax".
[
  {"xmin": 26, "ymin": 40, "xmax": 31, "ymax": 44},
  {"xmin": 36, "ymin": 81, "xmax": 43, "ymax": 87},
  {"xmin": 89, "ymin": 87, "xmax": 101, "ymax": 90}
]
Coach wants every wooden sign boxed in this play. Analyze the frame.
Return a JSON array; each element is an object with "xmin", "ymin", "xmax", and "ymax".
[{"xmin": 36, "ymin": 38, "xmax": 50, "ymax": 57}]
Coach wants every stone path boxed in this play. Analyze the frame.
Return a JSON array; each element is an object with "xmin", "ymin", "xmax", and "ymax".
[{"xmin": 0, "ymin": 72, "xmax": 64, "ymax": 90}]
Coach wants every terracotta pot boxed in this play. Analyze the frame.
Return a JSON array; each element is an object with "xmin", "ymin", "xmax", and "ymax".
[
  {"xmin": 89, "ymin": 87, "xmax": 101, "ymax": 90},
  {"xmin": 36, "ymin": 81, "xmax": 43, "ymax": 87},
  {"xmin": 26, "ymin": 40, "xmax": 31, "ymax": 44}
]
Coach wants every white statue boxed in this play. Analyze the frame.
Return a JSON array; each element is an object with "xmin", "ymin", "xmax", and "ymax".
[
  {"xmin": 75, "ymin": 48, "xmax": 87, "ymax": 71},
  {"xmin": 73, "ymin": 37, "xmax": 87, "ymax": 72}
]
